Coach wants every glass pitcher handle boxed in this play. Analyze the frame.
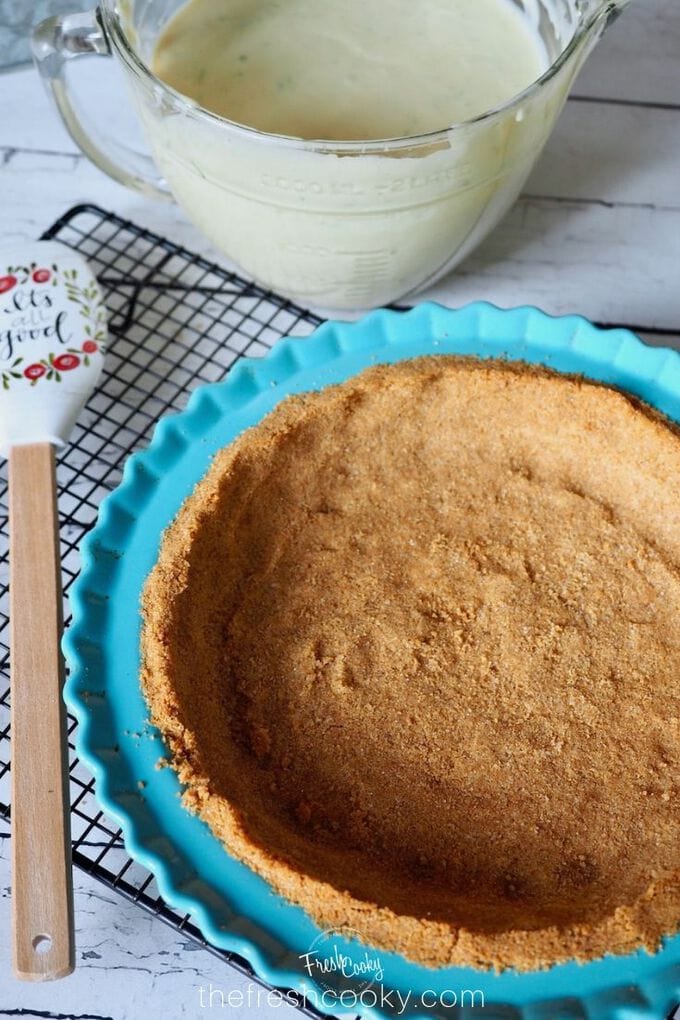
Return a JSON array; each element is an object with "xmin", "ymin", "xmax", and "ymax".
[{"xmin": 31, "ymin": 9, "xmax": 170, "ymax": 201}]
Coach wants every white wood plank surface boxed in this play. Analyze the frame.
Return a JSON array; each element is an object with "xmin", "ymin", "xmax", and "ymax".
[
  {"xmin": 1, "ymin": 1, "xmax": 680, "ymax": 1017},
  {"xmin": 574, "ymin": 0, "xmax": 680, "ymax": 104}
]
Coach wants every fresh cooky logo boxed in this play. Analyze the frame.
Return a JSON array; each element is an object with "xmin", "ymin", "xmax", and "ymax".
[
  {"xmin": 0, "ymin": 260, "xmax": 106, "ymax": 389},
  {"xmin": 299, "ymin": 925, "xmax": 384, "ymax": 995}
]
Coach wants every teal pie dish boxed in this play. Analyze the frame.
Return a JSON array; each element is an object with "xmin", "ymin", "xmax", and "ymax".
[{"xmin": 64, "ymin": 302, "xmax": 680, "ymax": 1019}]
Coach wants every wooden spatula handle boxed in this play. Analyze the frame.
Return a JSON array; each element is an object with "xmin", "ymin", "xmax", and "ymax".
[{"xmin": 9, "ymin": 442, "xmax": 74, "ymax": 980}]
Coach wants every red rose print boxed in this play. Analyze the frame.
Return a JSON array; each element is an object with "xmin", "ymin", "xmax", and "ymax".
[
  {"xmin": 82, "ymin": 340, "xmax": 98, "ymax": 354},
  {"xmin": 53, "ymin": 353, "xmax": 80, "ymax": 371},
  {"xmin": 24, "ymin": 363, "xmax": 47, "ymax": 381},
  {"xmin": 32, "ymin": 268, "xmax": 52, "ymax": 284},
  {"xmin": 0, "ymin": 274, "xmax": 17, "ymax": 294}
]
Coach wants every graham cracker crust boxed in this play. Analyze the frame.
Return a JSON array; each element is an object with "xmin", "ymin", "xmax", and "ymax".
[{"xmin": 141, "ymin": 356, "xmax": 680, "ymax": 970}]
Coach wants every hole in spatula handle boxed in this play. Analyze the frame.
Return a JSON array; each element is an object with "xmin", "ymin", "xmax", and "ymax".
[{"xmin": 32, "ymin": 934, "xmax": 53, "ymax": 956}]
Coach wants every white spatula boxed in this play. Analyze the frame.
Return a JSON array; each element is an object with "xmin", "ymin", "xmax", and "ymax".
[{"xmin": 0, "ymin": 241, "xmax": 106, "ymax": 980}]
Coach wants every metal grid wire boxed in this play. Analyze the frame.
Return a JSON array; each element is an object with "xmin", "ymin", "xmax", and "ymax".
[{"xmin": 0, "ymin": 203, "xmax": 336, "ymax": 1018}]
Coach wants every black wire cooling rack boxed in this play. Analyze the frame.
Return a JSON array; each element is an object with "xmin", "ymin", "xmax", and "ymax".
[{"xmin": 0, "ymin": 203, "xmax": 337, "ymax": 1018}]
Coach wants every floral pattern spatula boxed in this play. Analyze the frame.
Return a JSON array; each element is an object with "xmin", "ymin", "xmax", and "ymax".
[{"xmin": 0, "ymin": 241, "xmax": 106, "ymax": 980}]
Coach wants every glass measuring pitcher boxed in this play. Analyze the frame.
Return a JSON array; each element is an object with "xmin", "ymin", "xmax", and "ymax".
[{"xmin": 33, "ymin": 1, "xmax": 632, "ymax": 311}]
